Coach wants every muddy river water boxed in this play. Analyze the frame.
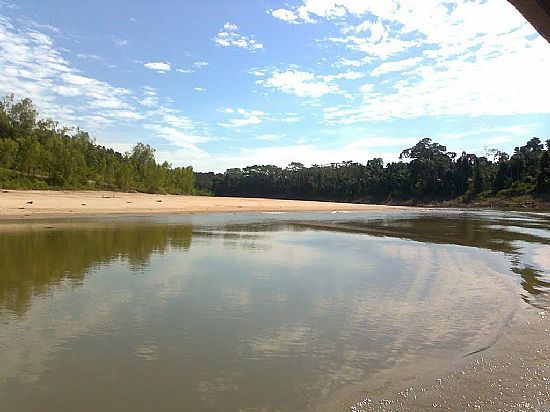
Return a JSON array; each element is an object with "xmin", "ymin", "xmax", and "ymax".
[{"xmin": 0, "ymin": 210, "xmax": 548, "ymax": 411}]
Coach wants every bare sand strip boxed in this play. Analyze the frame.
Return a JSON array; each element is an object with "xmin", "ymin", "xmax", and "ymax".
[
  {"xmin": 0, "ymin": 190, "xmax": 406, "ymax": 219},
  {"xmin": 323, "ymin": 308, "xmax": 549, "ymax": 412}
]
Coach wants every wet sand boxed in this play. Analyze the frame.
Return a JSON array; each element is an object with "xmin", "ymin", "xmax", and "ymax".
[
  {"xmin": 0, "ymin": 190, "xmax": 405, "ymax": 219},
  {"xmin": 314, "ymin": 239, "xmax": 550, "ymax": 412},
  {"xmin": 321, "ymin": 307, "xmax": 549, "ymax": 411}
]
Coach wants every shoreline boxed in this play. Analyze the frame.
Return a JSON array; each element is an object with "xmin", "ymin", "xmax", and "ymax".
[
  {"xmin": 0, "ymin": 190, "xmax": 408, "ymax": 220},
  {"xmin": 322, "ymin": 302, "xmax": 549, "ymax": 411}
]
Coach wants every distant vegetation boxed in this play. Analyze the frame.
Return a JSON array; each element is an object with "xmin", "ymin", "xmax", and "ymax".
[
  {"xmin": 1, "ymin": 95, "xmax": 548, "ymax": 206},
  {"xmin": 0, "ymin": 95, "xmax": 194, "ymax": 194},
  {"xmin": 197, "ymin": 138, "xmax": 549, "ymax": 206}
]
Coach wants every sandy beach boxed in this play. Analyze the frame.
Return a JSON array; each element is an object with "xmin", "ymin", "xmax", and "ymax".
[{"xmin": 0, "ymin": 190, "xmax": 404, "ymax": 219}]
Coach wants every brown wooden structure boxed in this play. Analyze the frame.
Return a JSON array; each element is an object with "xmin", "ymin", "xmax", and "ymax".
[{"xmin": 508, "ymin": 0, "xmax": 550, "ymax": 42}]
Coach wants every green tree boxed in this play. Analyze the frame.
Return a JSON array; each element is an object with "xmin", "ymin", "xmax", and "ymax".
[
  {"xmin": 16, "ymin": 137, "xmax": 41, "ymax": 175},
  {"xmin": 535, "ymin": 140, "xmax": 550, "ymax": 194},
  {"xmin": 0, "ymin": 139, "xmax": 18, "ymax": 168}
]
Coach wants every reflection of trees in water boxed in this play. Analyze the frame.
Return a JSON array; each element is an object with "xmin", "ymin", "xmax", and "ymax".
[
  {"xmin": 512, "ymin": 262, "xmax": 550, "ymax": 309},
  {"xmin": 514, "ymin": 266, "xmax": 550, "ymax": 295},
  {"xmin": 292, "ymin": 215, "xmax": 550, "ymax": 305},
  {"xmin": 0, "ymin": 224, "xmax": 193, "ymax": 315},
  {"xmin": 192, "ymin": 226, "xmax": 271, "ymax": 252},
  {"xmin": 2, "ymin": 214, "xmax": 548, "ymax": 315},
  {"xmin": 293, "ymin": 216, "xmax": 549, "ymax": 253}
]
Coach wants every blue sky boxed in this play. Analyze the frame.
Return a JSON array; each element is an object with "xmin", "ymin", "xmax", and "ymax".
[{"xmin": 0, "ymin": 0, "xmax": 549, "ymax": 172}]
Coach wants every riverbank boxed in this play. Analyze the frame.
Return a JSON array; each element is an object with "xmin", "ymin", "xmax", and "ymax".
[
  {"xmin": 0, "ymin": 190, "xmax": 406, "ymax": 219},
  {"xmin": 325, "ymin": 306, "xmax": 549, "ymax": 411},
  {"xmin": 415, "ymin": 194, "xmax": 550, "ymax": 211}
]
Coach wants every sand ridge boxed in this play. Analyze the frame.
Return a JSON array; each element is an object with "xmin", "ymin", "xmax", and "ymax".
[{"xmin": 0, "ymin": 190, "xmax": 405, "ymax": 219}]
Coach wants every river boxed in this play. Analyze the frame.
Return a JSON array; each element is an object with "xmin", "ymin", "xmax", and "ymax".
[{"xmin": 0, "ymin": 209, "xmax": 548, "ymax": 411}]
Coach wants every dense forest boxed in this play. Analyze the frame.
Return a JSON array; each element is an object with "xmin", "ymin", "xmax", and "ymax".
[
  {"xmin": 1, "ymin": 95, "xmax": 548, "ymax": 205},
  {"xmin": 0, "ymin": 95, "xmax": 195, "ymax": 194},
  {"xmin": 196, "ymin": 138, "xmax": 549, "ymax": 205}
]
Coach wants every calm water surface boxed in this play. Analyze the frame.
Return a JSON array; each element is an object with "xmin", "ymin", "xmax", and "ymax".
[{"xmin": 0, "ymin": 210, "xmax": 549, "ymax": 411}]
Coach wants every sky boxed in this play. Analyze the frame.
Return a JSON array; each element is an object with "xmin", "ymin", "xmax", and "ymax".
[{"xmin": 0, "ymin": 0, "xmax": 549, "ymax": 172}]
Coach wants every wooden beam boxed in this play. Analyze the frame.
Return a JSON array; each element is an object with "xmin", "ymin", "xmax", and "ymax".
[{"xmin": 508, "ymin": 0, "xmax": 550, "ymax": 42}]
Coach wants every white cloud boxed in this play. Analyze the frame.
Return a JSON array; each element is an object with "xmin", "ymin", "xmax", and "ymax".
[
  {"xmin": 268, "ymin": 0, "xmax": 550, "ymax": 121},
  {"xmin": 323, "ymin": 38, "xmax": 550, "ymax": 122},
  {"xmin": 152, "ymin": 106, "xmax": 195, "ymax": 130},
  {"xmin": 328, "ymin": 32, "xmax": 420, "ymax": 60},
  {"xmin": 334, "ymin": 57, "xmax": 372, "ymax": 67},
  {"xmin": 174, "ymin": 62, "xmax": 208, "ymax": 74},
  {"xmin": 269, "ymin": 5, "xmax": 316, "ymax": 24},
  {"xmin": 256, "ymin": 69, "xmax": 341, "ymax": 98},
  {"xmin": 271, "ymin": 0, "xmax": 546, "ymax": 63},
  {"xmin": 219, "ymin": 108, "xmax": 266, "ymax": 128},
  {"xmin": 213, "ymin": 22, "xmax": 264, "ymax": 52},
  {"xmin": 257, "ymin": 133, "xmax": 280, "ymax": 141},
  {"xmin": 110, "ymin": 36, "xmax": 129, "ymax": 47},
  {"xmin": 370, "ymin": 57, "xmax": 423, "ymax": 76},
  {"xmin": 249, "ymin": 69, "xmax": 267, "ymax": 77},
  {"xmin": 143, "ymin": 61, "xmax": 171, "ymax": 73},
  {"xmin": 270, "ymin": 9, "xmax": 300, "ymax": 24},
  {"xmin": 138, "ymin": 86, "xmax": 159, "ymax": 107},
  {"xmin": 321, "ymin": 71, "xmax": 364, "ymax": 82},
  {"xmin": 222, "ymin": 22, "xmax": 239, "ymax": 31},
  {"xmin": 484, "ymin": 136, "xmax": 513, "ymax": 145},
  {"xmin": 269, "ymin": 1, "xmax": 431, "ymax": 25},
  {"xmin": 144, "ymin": 124, "xmax": 209, "ymax": 155},
  {"xmin": 281, "ymin": 114, "xmax": 300, "ymax": 123},
  {"xmin": 194, "ymin": 87, "xmax": 205, "ymax": 92},
  {"xmin": 76, "ymin": 53, "xmax": 103, "ymax": 62},
  {"xmin": 0, "ymin": 16, "xmax": 141, "ymax": 127},
  {"xmin": 440, "ymin": 124, "xmax": 541, "ymax": 141},
  {"xmin": 218, "ymin": 109, "xmax": 300, "ymax": 130},
  {"xmin": 0, "ymin": 1, "xmax": 19, "ymax": 10},
  {"xmin": 142, "ymin": 106, "xmax": 212, "ymax": 156},
  {"xmin": 155, "ymin": 148, "xmax": 211, "ymax": 167},
  {"xmin": 358, "ymin": 83, "xmax": 375, "ymax": 93}
]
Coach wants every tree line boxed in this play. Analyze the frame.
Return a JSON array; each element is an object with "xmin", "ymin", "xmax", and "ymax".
[
  {"xmin": 0, "ymin": 95, "xmax": 194, "ymax": 194},
  {"xmin": 1, "ymin": 95, "xmax": 548, "ymax": 203},
  {"xmin": 196, "ymin": 137, "xmax": 549, "ymax": 203}
]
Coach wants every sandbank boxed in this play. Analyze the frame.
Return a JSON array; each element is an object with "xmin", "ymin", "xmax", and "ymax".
[{"xmin": 0, "ymin": 190, "xmax": 406, "ymax": 220}]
